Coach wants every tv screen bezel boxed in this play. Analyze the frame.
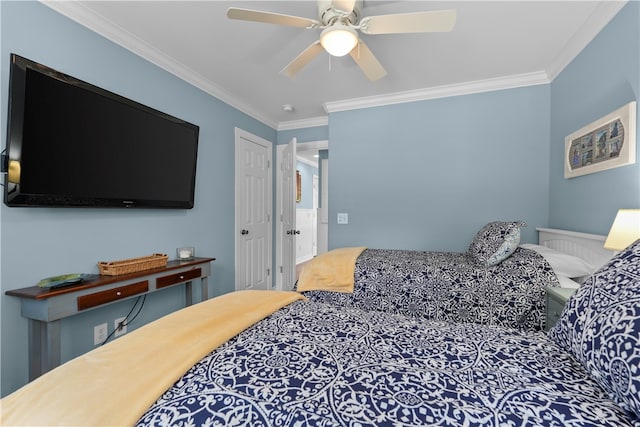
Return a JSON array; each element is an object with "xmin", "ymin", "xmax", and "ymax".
[{"xmin": 4, "ymin": 53, "xmax": 199, "ymax": 209}]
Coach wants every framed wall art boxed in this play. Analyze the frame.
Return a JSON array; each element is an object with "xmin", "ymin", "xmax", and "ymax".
[{"xmin": 564, "ymin": 101, "xmax": 636, "ymax": 178}]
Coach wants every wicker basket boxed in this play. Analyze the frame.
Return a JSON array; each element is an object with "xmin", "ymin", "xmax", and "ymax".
[{"xmin": 98, "ymin": 253, "xmax": 168, "ymax": 276}]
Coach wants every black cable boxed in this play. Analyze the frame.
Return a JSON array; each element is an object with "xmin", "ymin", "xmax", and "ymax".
[
  {"xmin": 123, "ymin": 294, "xmax": 146, "ymax": 327},
  {"xmin": 100, "ymin": 294, "xmax": 146, "ymax": 345}
]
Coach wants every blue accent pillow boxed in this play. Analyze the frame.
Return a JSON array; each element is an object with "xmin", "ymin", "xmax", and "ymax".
[
  {"xmin": 467, "ymin": 221, "xmax": 526, "ymax": 266},
  {"xmin": 548, "ymin": 239, "xmax": 640, "ymax": 419}
]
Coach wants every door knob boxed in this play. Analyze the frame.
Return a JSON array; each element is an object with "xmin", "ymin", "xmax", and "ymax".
[
  {"xmin": 241, "ymin": 229, "xmax": 249, "ymax": 235},
  {"xmin": 295, "ymin": 230, "xmax": 300, "ymax": 235}
]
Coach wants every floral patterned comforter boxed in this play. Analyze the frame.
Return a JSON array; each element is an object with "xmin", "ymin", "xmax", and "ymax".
[
  {"xmin": 298, "ymin": 248, "xmax": 559, "ymax": 331},
  {"xmin": 137, "ymin": 300, "xmax": 634, "ymax": 427}
]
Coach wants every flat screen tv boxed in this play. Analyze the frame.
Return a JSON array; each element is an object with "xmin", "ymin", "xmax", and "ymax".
[{"xmin": 4, "ymin": 54, "xmax": 199, "ymax": 208}]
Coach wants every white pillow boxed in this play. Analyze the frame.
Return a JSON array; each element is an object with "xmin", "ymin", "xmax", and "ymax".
[
  {"xmin": 556, "ymin": 275, "xmax": 580, "ymax": 289},
  {"xmin": 520, "ymin": 243, "xmax": 595, "ymax": 278}
]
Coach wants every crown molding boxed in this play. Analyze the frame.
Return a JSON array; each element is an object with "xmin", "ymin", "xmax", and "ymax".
[
  {"xmin": 296, "ymin": 155, "xmax": 319, "ymax": 168},
  {"xmin": 277, "ymin": 116, "xmax": 329, "ymax": 131},
  {"xmin": 298, "ymin": 140, "xmax": 329, "ymax": 151},
  {"xmin": 324, "ymin": 71, "xmax": 550, "ymax": 113},
  {"xmin": 545, "ymin": 0, "xmax": 628, "ymax": 81},
  {"xmin": 40, "ymin": 1, "xmax": 278, "ymax": 130},
  {"xmin": 40, "ymin": 0, "xmax": 627, "ymax": 130}
]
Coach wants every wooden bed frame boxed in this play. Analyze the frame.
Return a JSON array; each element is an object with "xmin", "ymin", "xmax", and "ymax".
[{"xmin": 537, "ymin": 227, "xmax": 616, "ymax": 274}]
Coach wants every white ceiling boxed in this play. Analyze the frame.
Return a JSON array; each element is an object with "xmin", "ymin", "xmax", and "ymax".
[{"xmin": 43, "ymin": 1, "xmax": 626, "ymax": 130}]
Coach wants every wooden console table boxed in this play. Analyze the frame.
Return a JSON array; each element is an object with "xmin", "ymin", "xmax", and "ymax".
[{"xmin": 6, "ymin": 257, "xmax": 215, "ymax": 380}]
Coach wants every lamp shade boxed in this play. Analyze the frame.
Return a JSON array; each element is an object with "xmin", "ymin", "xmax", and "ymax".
[
  {"xmin": 604, "ymin": 209, "xmax": 640, "ymax": 250},
  {"xmin": 320, "ymin": 24, "xmax": 358, "ymax": 57}
]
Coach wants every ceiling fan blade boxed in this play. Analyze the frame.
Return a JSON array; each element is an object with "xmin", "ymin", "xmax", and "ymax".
[
  {"xmin": 331, "ymin": 0, "xmax": 356, "ymax": 15},
  {"xmin": 227, "ymin": 8, "xmax": 320, "ymax": 28},
  {"xmin": 360, "ymin": 9, "xmax": 456, "ymax": 34},
  {"xmin": 349, "ymin": 40, "xmax": 387, "ymax": 81},
  {"xmin": 281, "ymin": 41, "xmax": 325, "ymax": 78}
]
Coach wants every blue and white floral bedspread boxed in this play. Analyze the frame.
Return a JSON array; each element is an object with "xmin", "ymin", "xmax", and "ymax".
[
  {"xmin": 299, "ymin": 248, "xmax": 558, "ymax": 331},
  {"xmin": 137, "ymin": 300, "xmax": 633, "ymax": 427}
]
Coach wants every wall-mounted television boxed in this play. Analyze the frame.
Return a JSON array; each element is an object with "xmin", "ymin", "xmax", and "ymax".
[{"xmin": 4, "ymin": 54, "xmax": 199, "ymax": 208}]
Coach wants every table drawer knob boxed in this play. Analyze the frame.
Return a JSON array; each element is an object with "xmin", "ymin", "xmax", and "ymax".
[
  {"xmin": 156, "ymin": 268, "xmax": 201, "ymax": 289},
  {"xmin": 77, "ymin": 280, "xmax": 148, "ymax": 311}
]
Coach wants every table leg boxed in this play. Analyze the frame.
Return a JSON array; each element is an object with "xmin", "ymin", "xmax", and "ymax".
[
  {"xmin": 201, "ymin": 276, "xmax": 209, "ymax": 301},
  {"xmin": 28, "ymin": 319, "xmax": 61, "ymax": 381},
  {"xmin": 185, "ymin": 281, "xmax": 193, "ymax": 306}
]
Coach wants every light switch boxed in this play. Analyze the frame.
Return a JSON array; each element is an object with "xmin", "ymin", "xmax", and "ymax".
[{"xmin": 337, "ymin": 213, "xmax": 349, "ymax": 224}]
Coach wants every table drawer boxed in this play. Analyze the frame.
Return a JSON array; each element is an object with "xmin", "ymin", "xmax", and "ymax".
[
  {"xmin": 156, "ymin": 268, "xmax": 201, "ymax": 289},
  {"xmin": 77, "ymin": 280, "xmax": 148, "ymax": 311}
]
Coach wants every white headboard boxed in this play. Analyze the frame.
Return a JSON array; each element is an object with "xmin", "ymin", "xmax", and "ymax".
[{"xmin": 536, "ymin": 227, "xmax": 616, "ymax": 270}]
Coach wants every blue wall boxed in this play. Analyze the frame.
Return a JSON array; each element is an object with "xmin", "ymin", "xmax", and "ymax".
[
  {"xmin": 327, "ymin": 2, "xmax": 638, "ymax": 251},
  {"xmin": 549, "ymin": 1, "xmax": 640, "ymax": 234},
  {"xmin": 328, "ymin": 85, "xmax": 551, "ymax": 252},
  {"xmin": 296, "ymin": 162, "xmax": 318, "ymax": 209},
  {"xmin": 0, "ymin": 1, "xmax": 275, "ymax": 395},
  {"xmin": 1, "ymin": 0, "xmax": 638, "ymax": 399}
]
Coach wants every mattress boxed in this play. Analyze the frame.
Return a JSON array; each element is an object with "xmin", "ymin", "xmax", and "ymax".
[
  {"xmin": 137, "ymin": 299, "xmax": 633, "ymax": 426},
  {"xmin": 299, "ymin": 247, "xmax": 558, "ymax": 331}
]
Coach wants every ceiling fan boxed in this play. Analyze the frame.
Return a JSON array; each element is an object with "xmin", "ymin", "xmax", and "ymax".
[{"xmin": 227, "ymin": 0, "xmax": 456, "ymax": 81}]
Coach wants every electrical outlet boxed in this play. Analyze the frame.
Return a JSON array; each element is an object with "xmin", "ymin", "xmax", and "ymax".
[
  {"xmin": 114, "ymin": 317, "xmax": 127, "ymax": 337},
  {"xmin": 94, "ymin": 323, "xmax": 108, "ymax": 345}
]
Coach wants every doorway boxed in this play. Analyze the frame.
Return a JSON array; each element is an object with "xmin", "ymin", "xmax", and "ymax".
[{"xmin": 276, "ymin": 139, "xmax": 328, "ymax": 290}]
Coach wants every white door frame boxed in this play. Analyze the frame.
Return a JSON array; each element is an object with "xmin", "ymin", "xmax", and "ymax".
[
  {"xmin": 275, "ymin": 141, "xmax": 295, "ymax": 290},
  {"xmin": 317, "ymin": 157, "xmax": 329, "ymax": 255},
  {"xmin": 234, "ymin": 127, "xmax": 273, "ymax": 291},
  {"xmin": 276, "ymin": 139, "xmax": 328, "ymax": 289},
  {"xmin": 312, "ymin": 173, "xmax": 318, "ymax": 257},
  {"xmin": 281, "ymin": 138, "xmax": 297, "ymax": 291}
]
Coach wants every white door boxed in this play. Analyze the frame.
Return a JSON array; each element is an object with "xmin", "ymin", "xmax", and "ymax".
[
  {"xmin": 317, "ymin": 158, "xmax": 329, "ymax": 254},
  {"xmin": 312, "ymin": 174, "xmax": 318, "ymax": 256},
  {"xmin": 280, "ymin": 137, "xmax": 297, "ymax": 290},
  {"xmin": 235, "ymin": 128, "xmax": 272, "ymax": 291}
]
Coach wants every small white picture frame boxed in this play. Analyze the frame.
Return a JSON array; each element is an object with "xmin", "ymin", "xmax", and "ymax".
[{"xmin": 564, "ymin": 101, "xmax": 636, "ymax": 178}]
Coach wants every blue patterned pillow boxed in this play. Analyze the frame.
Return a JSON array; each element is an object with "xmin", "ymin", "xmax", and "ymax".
[
  {"xmin": 467, "ymin": 221, "xmax": 526, "ymax": 266},
  {"xmin": 548, "ymin": 239, "xmax": 640, "ymax": 419}
]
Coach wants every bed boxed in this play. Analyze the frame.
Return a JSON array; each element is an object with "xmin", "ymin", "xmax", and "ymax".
[
  {"xmin": 1, "ymin": 237, "xmax": 639, "ymax": 426},
  {"xmin": 296, "ymin": 223, "xmax": 608, "ymax": 332}
]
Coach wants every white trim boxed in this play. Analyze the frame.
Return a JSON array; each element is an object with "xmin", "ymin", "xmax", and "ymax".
[
  {"xmin": 41, "ymin": 0, "xmax": 627, "ymax": 127},
  {"xmin": 275, "ymin": 144, "xmax": 286, "ymax": 290},
  {"xmin": 278, "ymin": 116, "xmax": 329, "ymax": 131},
  {"xmin": 323, "ymin": 72, "xmax": 550, "ymax": 113},
  {"xmin": 296, "ymin": 140, "xmax": 329, "ymax": 168},
  {"xmin": 298, "ymin": 140, "xmax": 329, "ymax": 151},
  {"xmin": 545, "ymin": 1, "xmax": 628, "ymax": 81},
  {"xmin": 296, "ymin": 156, "xmax": 318, "ymax": 168},
  {"xmin": 40, "ymin": 1, "xmax": 277, "ymax": 130}
]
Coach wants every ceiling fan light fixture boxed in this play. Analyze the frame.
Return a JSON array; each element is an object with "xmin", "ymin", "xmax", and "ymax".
[{"xmin": 320, "ymin": 24, "xmax": 358, "ymax": 57}]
